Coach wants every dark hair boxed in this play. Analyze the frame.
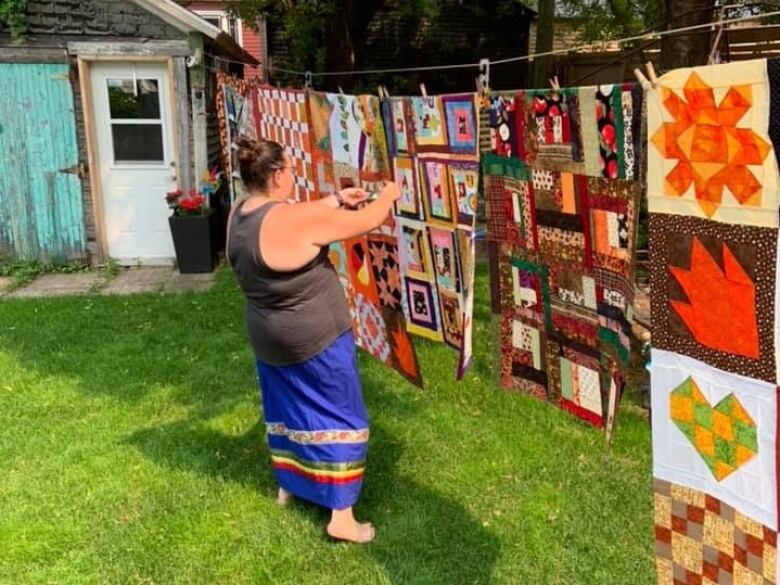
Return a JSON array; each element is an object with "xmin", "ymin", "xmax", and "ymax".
[{"xmin": 235, "ymin": 137, "xmax": 286, "ymax": 192}]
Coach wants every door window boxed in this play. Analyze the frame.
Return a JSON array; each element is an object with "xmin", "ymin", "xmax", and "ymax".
[{"xmin": 107, "ymin": 78, "xmax": 164, "ymax": 164}]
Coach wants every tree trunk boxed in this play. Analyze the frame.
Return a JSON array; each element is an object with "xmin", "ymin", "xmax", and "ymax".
[
  {"xmin": 532, "ymin": 0, "xmax": 555, "ymax": 88},
  {"xmin": 322, "ymin": 7, "xmax": 355, "ymax": 91},
  {"xmin": 660, "ymin": 0, "xmax": 716, "ymax": 70}
]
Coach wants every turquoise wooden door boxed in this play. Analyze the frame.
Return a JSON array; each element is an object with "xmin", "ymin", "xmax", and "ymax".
[{"xmin": 0, "ymin": 62, "xmax": 86, "ymax": 263}]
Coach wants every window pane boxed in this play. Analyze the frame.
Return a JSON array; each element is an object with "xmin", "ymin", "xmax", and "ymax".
[
  {"xmin": 107, "ymin": 78, "xmax": 160, "ymax": 119},
  {"xmin": 112, "ymin": 123, "xmax": 164, "ymax": 163},
  {"xmin": 203, "ymin": 17, "xmax": 221, "ymax": 28},
  {"xmin": 228, "ymin": 17, "xmax": 240, "ymax": 41}
]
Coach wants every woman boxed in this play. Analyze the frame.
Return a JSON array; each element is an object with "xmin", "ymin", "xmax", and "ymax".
[{"xmin": 227, "ymin": 137, "xmax": 400, "ymax": 544}]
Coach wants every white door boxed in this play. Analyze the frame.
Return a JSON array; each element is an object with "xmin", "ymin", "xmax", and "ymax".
[{"xmin": 90, "ymin": 61, "xmax": 177, "ymax": 265}]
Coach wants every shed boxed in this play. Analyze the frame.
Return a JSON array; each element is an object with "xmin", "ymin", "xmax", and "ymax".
[{"xmin": 0, "ymin": 0, "xmax": 257, "ymax": 266}]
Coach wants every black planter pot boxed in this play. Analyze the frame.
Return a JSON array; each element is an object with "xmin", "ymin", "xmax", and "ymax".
[{"xmin": 168, "ymin": 211, "xmax": 218, "ymax": 273}]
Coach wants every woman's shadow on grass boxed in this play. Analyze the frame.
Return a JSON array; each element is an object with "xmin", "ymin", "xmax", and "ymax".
[{"xmin": 126, "ymin": 379, "xmax": 500, "ymax": 585}]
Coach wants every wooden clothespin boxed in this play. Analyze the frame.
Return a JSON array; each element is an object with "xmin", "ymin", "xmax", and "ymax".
[
  {"xmin": 304, "ymin": 70, "xmax": 313, "ymax": 90},
  {"xmin": 549, "ymin": 75, "xmax": 560, "ymax": 92},
  {"xmin": 419, "ymin": 83, "xmax": 428, "ymax": 98},
  {"xmin": 645, "ymin": 62, "xmax": 658, "ymax": 87},
  {"xmin": 633, "ymin": 68, "xmax": 652, "ymax": 91},
  {"xmin": 634, "ymin": 62, "xmax": 658, "ymax": 91},
  {"xmin": 383, "ymin": 85, "xmax": 390, "ymax": 98},
  {"xmin": 338, "ymin": 86, "xmax": 345, "ymax": 95},
  {"xmin": 377, "ymin": 85, "xmax": 385, "ymax": 99}
]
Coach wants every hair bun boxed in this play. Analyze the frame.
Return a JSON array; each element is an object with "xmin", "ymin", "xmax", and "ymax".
[
  {"xmin": 234, "ymin": 137, "xmax": 286, "ymax": 192},
  {"xmin": 235, "ymin": 137, "xmax": 258, "ymax": 164}
]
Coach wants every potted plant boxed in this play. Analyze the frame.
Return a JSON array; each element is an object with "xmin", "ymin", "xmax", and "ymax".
[{"xmin": 166, "ymin": 188, "xmax": 218, "ymax": 273}]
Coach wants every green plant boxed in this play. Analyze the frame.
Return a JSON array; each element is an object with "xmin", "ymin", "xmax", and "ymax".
[
  {"xmin": 105, "ymin": 258, "xmax": 120, "ymax": 281},
  {"xmin": 0, "ymin": 0, "xmax": 28, "ymax": 42},
  {"xmin": 0, "ymin": 261, "xmax": 89, "ymax": 287}
]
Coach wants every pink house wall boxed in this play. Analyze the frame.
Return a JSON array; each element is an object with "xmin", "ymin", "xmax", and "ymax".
[{"xmin": 184, "ymin": 1, "xmax": 264, "ymax": 78}]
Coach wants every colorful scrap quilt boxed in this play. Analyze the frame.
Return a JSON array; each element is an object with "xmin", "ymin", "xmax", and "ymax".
[
  {"xmin": 484, "ymin": 84, "xmax": 643, "ymax": 433},
  {"xmin": 648, "ymin": 58, "xmax": 780, "ymax": 585},
  {"xmin": 307, "ymin": 91, "xmax": 423, "ymax": 387},
  {"xmin": 382, "ymin": 94, "xmax": 480, "ymax": 379},
  {"xmin": 483, "ymin": 152, "xmax": 637, "ymax": 433},
  {"xmin": 486, "ymin": 85, "xmax": 644, "ymax": 181}
]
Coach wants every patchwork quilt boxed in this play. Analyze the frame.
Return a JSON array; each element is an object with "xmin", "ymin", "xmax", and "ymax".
[{"xmin": 647, "ymin": 59, "xmax": 780, "ymax": 584}]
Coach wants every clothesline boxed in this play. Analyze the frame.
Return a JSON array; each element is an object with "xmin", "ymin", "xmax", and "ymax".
[{"xmin": 204, "ymin": 8, "xmax": 780, "ymax": 78}]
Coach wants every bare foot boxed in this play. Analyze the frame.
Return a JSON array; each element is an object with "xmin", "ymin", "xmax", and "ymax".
[
  {"xmin": 276, "ymin": 487, "xmax": 293, "ymax": 507},
  {"xmin": 326, "ymin": 520, "xmax": 376, "ymax": 543}
]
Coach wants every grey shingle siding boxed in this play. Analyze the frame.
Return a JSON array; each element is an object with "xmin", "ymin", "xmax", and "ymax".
[{"xmin": 22, "ymin": 0, "xmax": 186, "ymax": 40}]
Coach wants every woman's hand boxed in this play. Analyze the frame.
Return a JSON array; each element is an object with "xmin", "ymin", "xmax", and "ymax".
[
  {"xmin": 379, "ymin": 182, "xmax": 401, "ymax": 203},
  {"xmin": 339, "ymin": 188, "xmax": 369, "ymax": 209}
]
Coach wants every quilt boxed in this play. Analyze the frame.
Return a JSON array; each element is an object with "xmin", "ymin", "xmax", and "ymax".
[{"xmin": 382, "ymin": 93, "xmax": 481, "ymax": 379}]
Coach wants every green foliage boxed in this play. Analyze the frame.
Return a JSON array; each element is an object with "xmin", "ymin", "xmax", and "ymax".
[
  {"xmin": 226, "ymin": 0, "xmax": 463, "ymax": 88},
  {"xmin": 556, "ymin": 0, "xmax": 663, "ymax": 41},
  {"xmin": 227, "ymin": 0, "xmax": 327, "ymax": 72},
  {"xmin": 0, "ymin": 0, "xmax": 28, "ymax": 41},
  {"xmin": 107, "ymin": 87, "xmax": 143, "ymax": 119},
  {"xmin": 105, "ymin": 258, "xmax": 120, "ymax": 281},
  {"xmin": 0, "ymin": 261, "xmax": 89, "ymax": 287}
]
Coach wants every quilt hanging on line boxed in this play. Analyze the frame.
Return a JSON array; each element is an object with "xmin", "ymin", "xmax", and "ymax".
[
  {"xmin": 647, "ymin": 58, "xmax": 780, "ymax": 585},
  {"xmin": 482, "ymin": 83, "xmax": 643, "ymax": 435},
  {"xmin": 306, "ymin": 90, "xmax": 423, "ymax": 387},
  {"xmin": 216, "ymin": 73, "xmax": 257, "ymax": 202},
  {"xmin": 255, "ymin": 86, "xmax": 319, "ymax": 203},
  {"xmin": 382, "ymin": 93, "xmax": 481, "ymax": 379}
]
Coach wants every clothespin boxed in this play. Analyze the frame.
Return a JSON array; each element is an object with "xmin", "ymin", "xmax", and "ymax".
[
  {"xmin": 645, "ymin": 62, "xmax": 658, "ymax": 87},
  {"xmin": 477, "ymin": 58, "xmax": 490, "ymax": 96},
  {"xmin": 338, "ymin": 86, "xmax": 345, "ymax": 95},
  {"xmin": 549, "ymin": 75, "xmax": 560, "ymax": 92},
  {"xmin": 377, "ymin": 85, "xmax": 385, "ymax": 99},
  {"xmin": 304, "ymin": 70, "xmax": 313, "ymax": 90},
  {"xmin": 383, "ymin": 85, "xmax": 390, "ymax": 98},
  {"xmin": 633, "ymin": 68, "xmax": 652, "ymax": 91},
  {"xmin": 419, "ymin": 83, "xmax": 428, "ymax": 98}
]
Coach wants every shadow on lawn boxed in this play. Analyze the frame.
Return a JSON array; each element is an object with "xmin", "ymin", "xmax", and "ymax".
[{"xmin": 126, "ymin": 377, "xmax": 501, "ymax": 585}]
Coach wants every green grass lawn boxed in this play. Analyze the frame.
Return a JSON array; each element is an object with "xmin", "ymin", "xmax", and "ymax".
[{"xmin": 0, "ymin": 265, "xmax": 653, "ymax": 585}]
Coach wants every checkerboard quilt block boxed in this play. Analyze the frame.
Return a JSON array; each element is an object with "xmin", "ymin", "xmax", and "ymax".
[
  {"xmin": 308, "ymin": 91, "xmax": 422, "ymax": 387},
  {"xmin": 383, "ymin": 94, "xmax": 480, "ymax": 379},
  {"xmin": 649, "ymin": 58, "xmax": 780, "ymax": 585},
  {"xmin": 256, "ymin": 86, "xmax": 318, "ymax": 202},
  {"xmin": 654, "ymin": 478, "xmax": 778, "ymax": 585},
  {"xmin": 483, "ymin": 150, "xmax": 638, "ymax": 435}
]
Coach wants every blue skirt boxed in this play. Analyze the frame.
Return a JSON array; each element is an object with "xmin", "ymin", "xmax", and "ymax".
[{"xmin": 256, "ymin": 330, "xmax": 368, "ymax": 510}]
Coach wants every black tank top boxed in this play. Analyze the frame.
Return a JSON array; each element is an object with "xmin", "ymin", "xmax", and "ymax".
[{"xmin": 227, "ymin": 199, "xmax": 353, "ymax": 365}]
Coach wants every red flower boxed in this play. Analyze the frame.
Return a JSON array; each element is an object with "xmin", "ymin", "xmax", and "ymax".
[
  {"xmin": 180, "ymin": 195, "xmax": 205, "ymax": 212},
  {"xmin": 165, "ymin": 188, "xmax": 207, "ymax": 216}
]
